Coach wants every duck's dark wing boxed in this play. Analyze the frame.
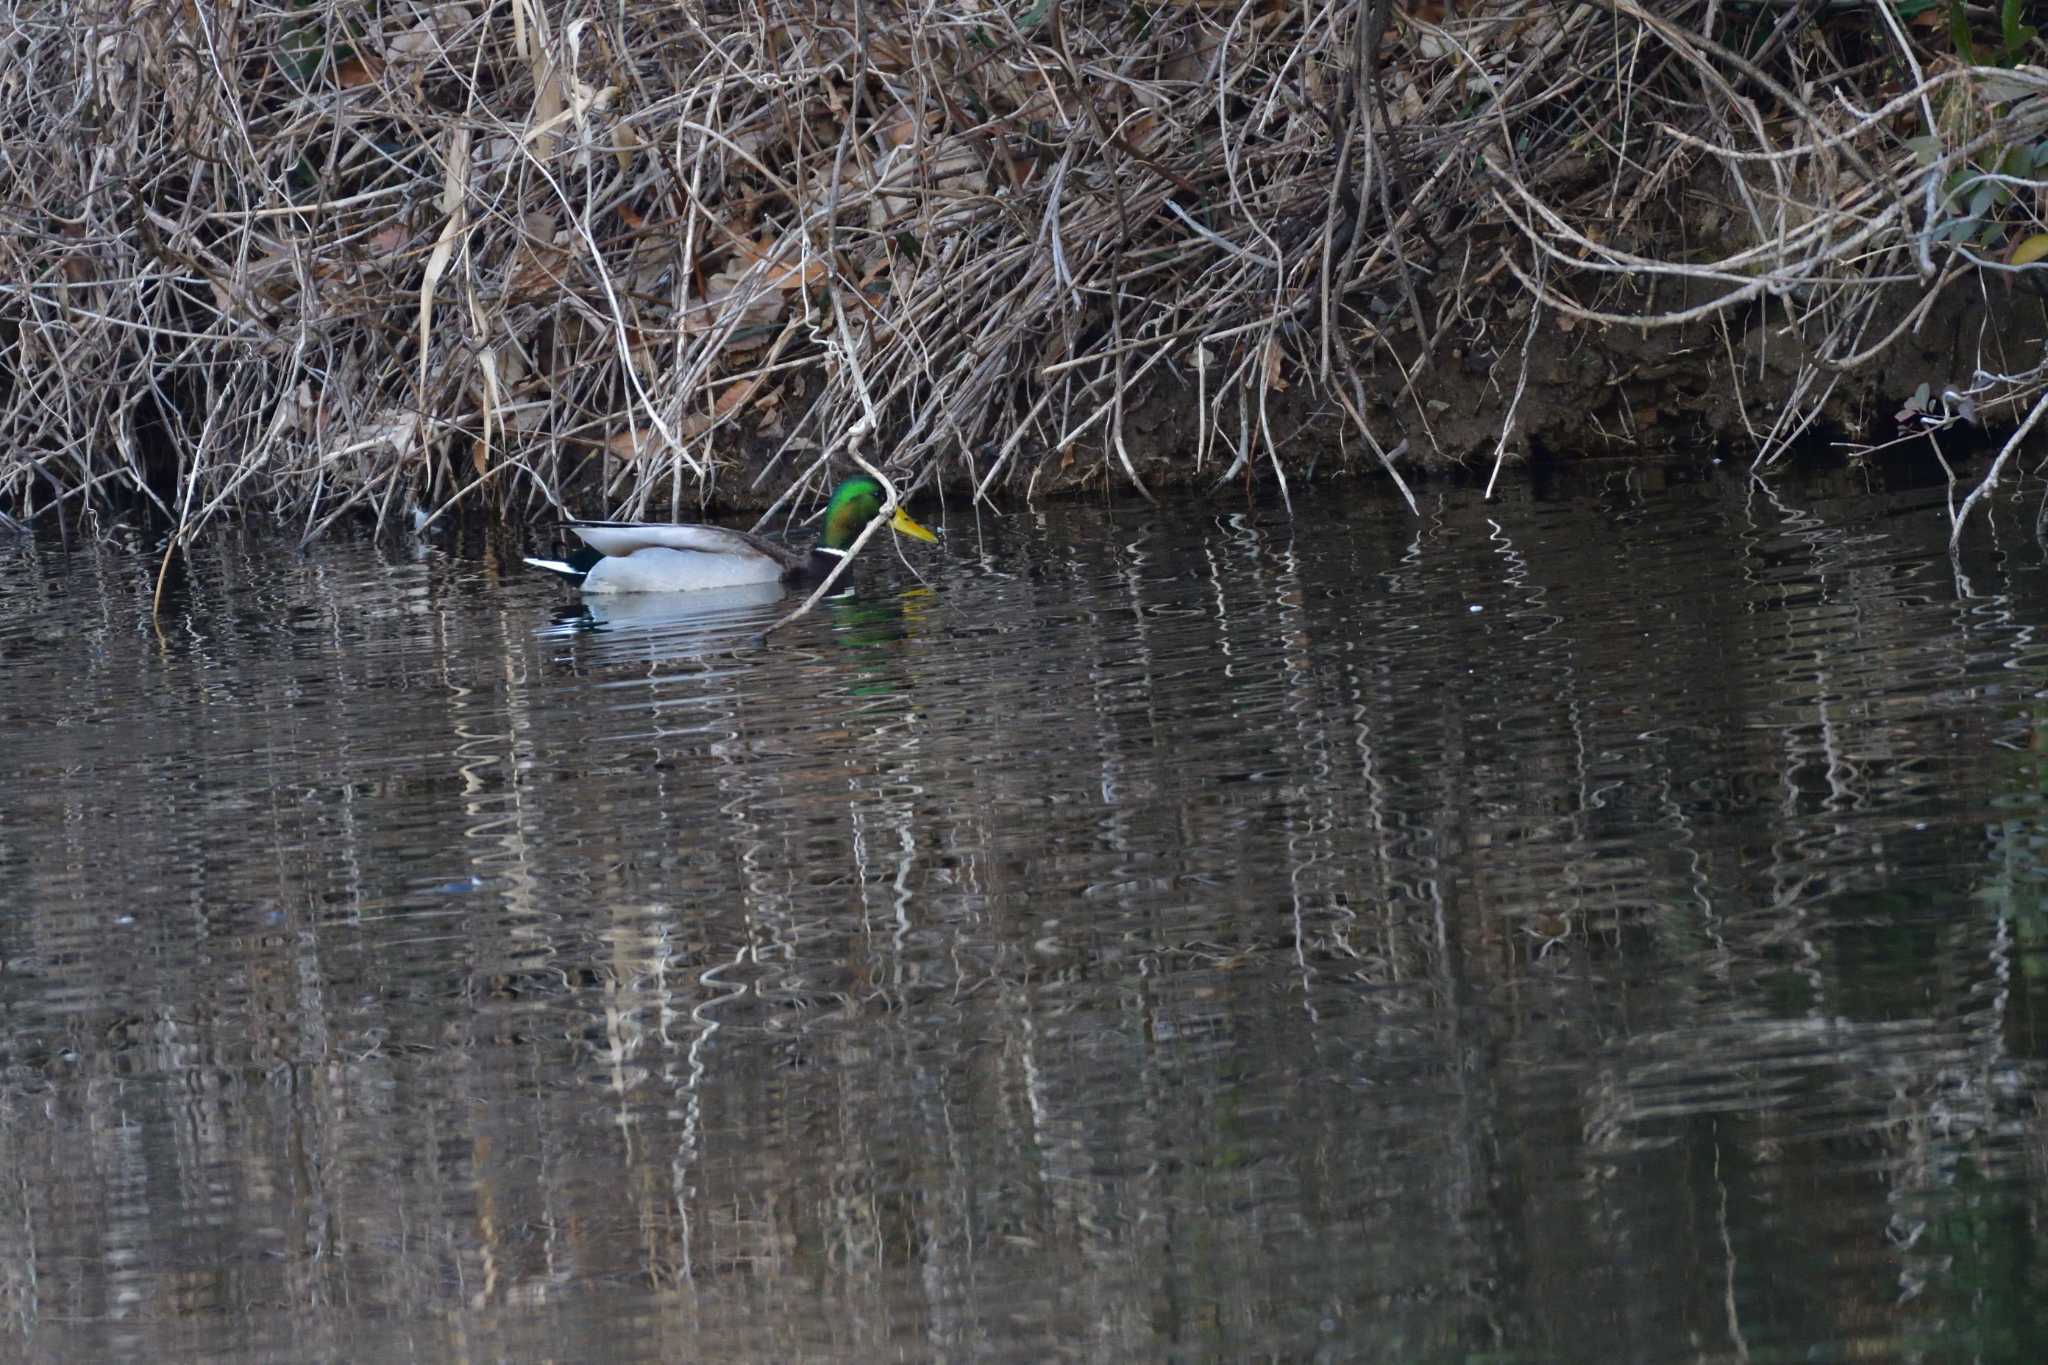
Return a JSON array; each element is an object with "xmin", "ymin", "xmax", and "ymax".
[{"xmin": 565, "ymin": 520, "xmax": 805, "ymax": 570}]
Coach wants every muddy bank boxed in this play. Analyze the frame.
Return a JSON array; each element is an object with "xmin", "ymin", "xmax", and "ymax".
[{"xmin": 690, "ymin": 274, "xmax": 2043, "ymax": 514}]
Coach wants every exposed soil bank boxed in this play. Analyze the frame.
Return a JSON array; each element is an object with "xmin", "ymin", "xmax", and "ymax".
[{"xmin": 697, "ymin": 277, "xmax": 2047, "ymax": 513}]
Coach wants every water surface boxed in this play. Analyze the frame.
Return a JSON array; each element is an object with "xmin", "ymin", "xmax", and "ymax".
[{"xmin": 4, "ymin": 463, "xmax": 2048, "ymax": 1361}]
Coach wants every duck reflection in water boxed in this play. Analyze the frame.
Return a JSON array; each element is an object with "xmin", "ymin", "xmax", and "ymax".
[{"xmin": 541, "ymin": 583, "xmax": 932, "ymax": 675}]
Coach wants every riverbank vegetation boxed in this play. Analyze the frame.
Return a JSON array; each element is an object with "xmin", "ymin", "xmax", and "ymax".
[{"xmin": 4, "ymin": 1, "xmax": 2048, "ymax": 546}]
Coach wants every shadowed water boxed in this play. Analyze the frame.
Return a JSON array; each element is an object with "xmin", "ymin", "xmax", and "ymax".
[{"xmin": 4, "ymin": 463, "xmax": 2048, "ymax": 1361}]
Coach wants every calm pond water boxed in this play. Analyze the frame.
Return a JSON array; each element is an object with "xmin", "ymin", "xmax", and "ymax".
[{"xmin": 5, "ymin": 462, "xmax": 2048, "ymax": 1361}]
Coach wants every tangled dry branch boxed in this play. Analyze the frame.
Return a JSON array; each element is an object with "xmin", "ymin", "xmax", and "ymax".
[{"xmin": 3, "ymin": 1, "xmax": 2047, "ymax": 546}]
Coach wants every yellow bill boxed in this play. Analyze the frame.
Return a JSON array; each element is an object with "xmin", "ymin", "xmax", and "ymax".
[{"xmin": 891, "ymin": 506, "xmax": 939, "ymax": 542}]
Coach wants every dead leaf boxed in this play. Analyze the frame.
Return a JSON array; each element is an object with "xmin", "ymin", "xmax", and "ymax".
[
  {"xmin": 1394, "ymin": 80, "xmax": 1424, "ymax": 126},
  {"xmin": 604, "ymin": 429, "xmax": 651, "ymax": 461},
  {"xmin": 676, "ymin": 271, "xmax": 786, "ymax": 338},
  {"xmin": 870, "ymin": 36, "xmax": 911, "ymax": 74},
  {"xmin": 613, "ymin": 119, "xmax": 644, "ymax": 179},
  {"xmin": 418, "ymin": 126, "xmax": 472, "ymax": 399},
  {"xmin": 727, "ymin": 237, "xmax": 824, "ymax": 293},
  {"xmin": 336, "ymin": 54, "xmax": 382, "ymax": 88},
  {"xmin": 1264, "ymin": 337, "xmax": 1289, "ymax": 392},
  {"xmin": 880, "ymin": 103, "xmax": 925, "ymax": 149},
  {"xmin": 508, "ymin": 213, "xmax": 569, "ymax": 297},
  {"xmin": 529, "ymin": 70, "xmax": 564, "ymax": 162},
  {"xmin": 711, "ymin": 372, "xmax": 766, "ymax": 418},
  {"xmin": 391, "ymin": 19, "xmax": 440, "ymax": 60}
]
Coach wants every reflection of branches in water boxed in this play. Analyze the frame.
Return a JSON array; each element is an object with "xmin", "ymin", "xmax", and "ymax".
[{"xmin": 9, "ymin": 488, "xmax": 2047, "ymax": 1338}]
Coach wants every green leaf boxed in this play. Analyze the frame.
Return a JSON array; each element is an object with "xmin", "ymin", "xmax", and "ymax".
[
  {"xmin": 1979, "ymin": 71, "xmax": 2040, "ymax": 102},
  {"xmin": 283, "ymin": 20, "xmax": 326, "ymax": 85},
  {"xmin": 2002, "ymin": 0, "xmax": 2037, "ymax": 62},
  {"xmin": 1953, "ymin": 0, "xmax": 1979, "ymax": 64}
]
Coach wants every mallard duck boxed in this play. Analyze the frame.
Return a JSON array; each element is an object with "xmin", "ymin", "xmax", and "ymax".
[{"xmin": 524, "ymin": 476, "xmax": 938, "ymax": 594}]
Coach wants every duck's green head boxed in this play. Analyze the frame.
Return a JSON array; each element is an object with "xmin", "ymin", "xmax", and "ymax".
[{"xmin": 820, "ymin": 477, "xmax": 939, "ymax": 551}]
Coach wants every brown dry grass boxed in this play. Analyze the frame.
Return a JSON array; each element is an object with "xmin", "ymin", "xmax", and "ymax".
[{"xmin": 3, "ymin": 1, "xmax": 2047, "ymax": 548}]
